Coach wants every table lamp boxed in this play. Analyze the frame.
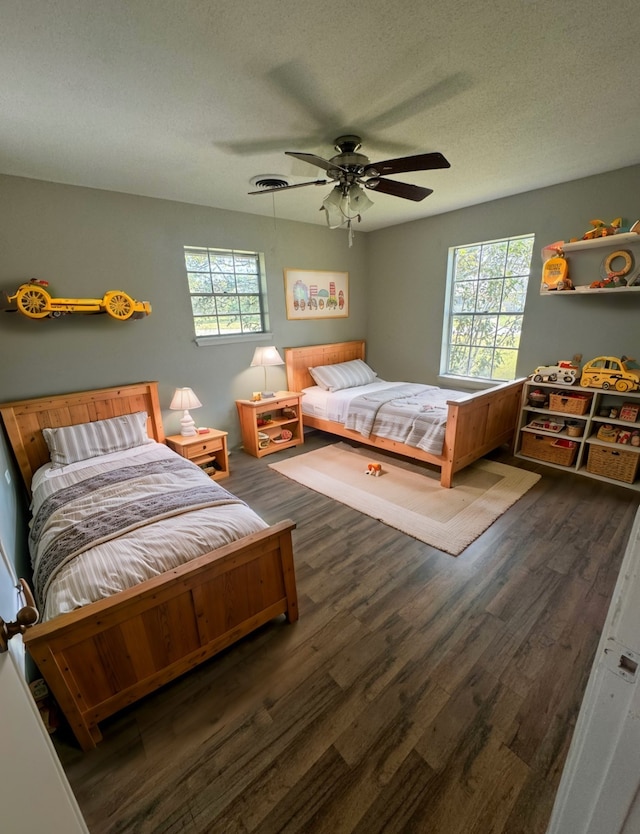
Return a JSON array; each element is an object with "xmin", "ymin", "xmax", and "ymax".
[
  {"xmin": 250, "ymin": 346, "xmax": 284, "ymax": 398},
  {"xmin": 170, "ymin": 387, "xmax": 202, "ymax": 436}
]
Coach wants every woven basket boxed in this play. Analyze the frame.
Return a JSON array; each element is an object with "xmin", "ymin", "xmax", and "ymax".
[
  {"xmin": 521, "ymin": 433, "xmax": 578, "ymax": 466},
  {"xmin": 587, "ymin": 444, "xmax": 640, "ymax": 483},
  {"xmin": 549, "ymin": 391, "xmax": 592, "ymax": 415}
]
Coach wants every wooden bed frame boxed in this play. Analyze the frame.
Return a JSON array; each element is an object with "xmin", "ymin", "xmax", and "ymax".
[
  {"xmin": 0, "ymin": 382, "xmax": 298, "ymax": 751},
  {"xmin": 285, "ymin": 340, "xmax": 524, "ymax": 488}
]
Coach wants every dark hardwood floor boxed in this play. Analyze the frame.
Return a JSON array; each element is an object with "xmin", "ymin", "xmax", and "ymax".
[{"xmin": 54, "ymin": 432, "xmax": 640, "ymax": 833}]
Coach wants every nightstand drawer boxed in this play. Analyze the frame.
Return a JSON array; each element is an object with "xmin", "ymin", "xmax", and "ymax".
[{"xmin": 184, "ymin": 437, "xmax": 223, "ymax": 459}]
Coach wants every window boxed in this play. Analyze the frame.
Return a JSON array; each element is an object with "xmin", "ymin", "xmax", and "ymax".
[
  {"xmin": 442, "ymin": 234, "xmax": 534, "ymax": 381},
  {"xmin": 183, "ymin": 246, "xmax": 268, "ymax": 338}
]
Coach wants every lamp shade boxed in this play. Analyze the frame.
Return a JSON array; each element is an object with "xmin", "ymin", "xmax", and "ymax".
[
  {"xmin": 250, "ymin": 346, "xmax": 284, "ymax": 397},
  {"xmin": 250, "ymin": 346, "xmax": 284, "ymax": 368},
  {"xmin": 169, "ymin": 387, "xmax": 202, "ymax": 436},
  {"xmin": 169, "ymin": 387, "xmax": 202, "ymax": 411}
]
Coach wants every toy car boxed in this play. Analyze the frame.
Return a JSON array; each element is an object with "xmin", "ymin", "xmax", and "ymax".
[
  {"xmin": 580, "ymin": 356, "xmax": 640, "ymax": 392},
  {"xmin": 2, "ymin": 280, "xmax": 151, "ymax": 320},
  {"xmin": 531, "ymin": 361, "xmax": 579, "ymax": 385}
]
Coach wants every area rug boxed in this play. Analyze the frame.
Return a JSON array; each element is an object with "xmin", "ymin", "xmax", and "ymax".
[{"xmin": 269, "ymin": 443, "xmax": 540, "ymax": 555}]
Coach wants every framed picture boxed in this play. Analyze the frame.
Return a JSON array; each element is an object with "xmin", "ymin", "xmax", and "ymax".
[{"xmin": 284, "ymin": 269, "xmax": 349, "ymax": 320}]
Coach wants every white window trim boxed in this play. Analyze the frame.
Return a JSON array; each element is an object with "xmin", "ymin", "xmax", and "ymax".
[{"xmin": 195, "ymin": 331, "xmax": 275, "ymax": 348}]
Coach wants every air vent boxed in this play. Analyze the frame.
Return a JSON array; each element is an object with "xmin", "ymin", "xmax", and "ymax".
[{"xmin": 250, "ymin": 175, "xmax": 290, "ymax": 189}]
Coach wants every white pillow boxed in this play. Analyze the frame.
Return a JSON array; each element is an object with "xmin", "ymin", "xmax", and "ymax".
[
  {"xmin": 308, "ymin": 359, "xmax": 377, "ymax": 392},
  {"xmin": 42, "ymin": 411, "xmax": 149, "ymax": 467}
]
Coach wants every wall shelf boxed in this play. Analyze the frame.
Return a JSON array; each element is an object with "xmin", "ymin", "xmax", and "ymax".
[{"xmin": 541, "ymin": 232, "xmax": 640, "ymax": 295}]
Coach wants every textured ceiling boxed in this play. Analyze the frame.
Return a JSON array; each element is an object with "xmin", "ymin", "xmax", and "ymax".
[{"xmin": 2, "ymin": 0, "xmax": 639, "ymax": 231}]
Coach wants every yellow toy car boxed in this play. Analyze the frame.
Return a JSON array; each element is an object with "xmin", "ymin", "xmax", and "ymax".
[
  {"xmin": 2, "ymin": 280, "xmax": 151, "ymax": 320},
  {"xmin": 580, "ymin": 355, "xmax": 640, "ymax": 392}
]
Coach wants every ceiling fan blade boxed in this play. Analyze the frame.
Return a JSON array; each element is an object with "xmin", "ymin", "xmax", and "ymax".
[
  {"xmin": 364, "ymin": 178, "xmax": 433, "ymax": 202},
  {"xmin": 285, "ymin": 151, "xmax": 347, "ymax": 174},
  {"xmin": 363, "ymin": 152, "xmax": 450, "ymax": 177},
  {"xmin": 248, "ymin": 179, "xmax": 327, "ymax": 195}
]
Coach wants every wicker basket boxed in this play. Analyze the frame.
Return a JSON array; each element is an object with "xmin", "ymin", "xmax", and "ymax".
[
  {"xmin": 587, "ymin": 444, "xmax": 640, "ymax": 483},
  {"xmin": 549, "ymin": 391, "xmax": 592, "ymax": 415},
  {"xmin": 521, "ymin": 433, "xmax": 578, "ymax": 466}
]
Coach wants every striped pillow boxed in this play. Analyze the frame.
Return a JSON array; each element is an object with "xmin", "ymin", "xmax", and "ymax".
[
  {"xmin": 308, "ymin": 359, "xmax": 377, "ymax": 392},
  {"xmin": 43, "ymin": 411, "xmax": 149, "ymax": 467}
]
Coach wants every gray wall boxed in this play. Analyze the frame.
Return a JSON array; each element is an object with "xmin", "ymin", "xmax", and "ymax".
[
  {"xmin": 366, "ymin": 164, "xmax": 640, "ymax": 384},
  {"xmin": 2, "ymin": 164, "xmax": 640, "ymax": 583},
  {"xmin": 0, "ymin": 174, "xmax": 368, "ymax": 441}
]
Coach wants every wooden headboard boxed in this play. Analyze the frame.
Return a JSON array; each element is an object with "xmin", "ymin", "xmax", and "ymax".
[
  {"xmin": 285, "ymin": 340, "xmax": 366, "ymax": 392},
  {"xmin": 0, "ymin": 381, "xmax": 165, "ymax": 493}
]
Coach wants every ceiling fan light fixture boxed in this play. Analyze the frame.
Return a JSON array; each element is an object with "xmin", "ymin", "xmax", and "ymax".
[
  {"xmin": 348, "ymin": 183, "xmax": 374, "ymax": 214},
  {"xmin": 321, "ymin": 186, "xmax": 345, "ymax": 229}
]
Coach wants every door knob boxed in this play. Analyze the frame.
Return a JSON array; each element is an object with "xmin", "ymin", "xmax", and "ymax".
[{"xmin": 0, "ymin": 578, "xmax": 39, "ymax": 653}]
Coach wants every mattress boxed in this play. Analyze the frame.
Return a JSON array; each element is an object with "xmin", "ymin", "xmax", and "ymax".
[{"xmin": 30, "ymin": 441, "xmax": 268, "ymax": 621}]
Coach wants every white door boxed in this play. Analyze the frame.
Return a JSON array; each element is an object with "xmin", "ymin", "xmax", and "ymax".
[
  {"xmin": 547, "ymin": 509, "xmax": 640, "ymax": 833},
  {"xmin": 0, "ymin": 549, "xmax": 88, "ymax": 834}
]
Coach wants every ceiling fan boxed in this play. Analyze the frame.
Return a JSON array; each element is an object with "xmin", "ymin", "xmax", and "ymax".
[{"xmin": 248, "ymin": 134, "xmax": 450, "ymax": 240}]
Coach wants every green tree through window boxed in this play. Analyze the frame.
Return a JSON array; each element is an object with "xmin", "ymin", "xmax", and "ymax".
[
  {"xmin": 442, "ymin": 234, "xmax": 534, "ymax": 381},
  {"xmin": 183, "ymin": 246, "xmax": 268, "ymax": 337}
]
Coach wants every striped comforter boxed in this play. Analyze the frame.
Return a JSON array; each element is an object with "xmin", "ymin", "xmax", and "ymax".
[
  {"xmin": 30, "ymin": 442, "xmax": 268, "ymax": 621},
  {"xmin": 343, "ymin": 383, "xmax": 468, "ymax": 455}
]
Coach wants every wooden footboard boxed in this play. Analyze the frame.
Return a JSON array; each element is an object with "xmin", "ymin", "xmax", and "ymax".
[
  {"xmin": 284, "ymin": 341, "xmax": 523, "ymax": 487},
  {"xmin": 440, "ymin": 378, "xmax": 524, "ymax": 487},
  {"xmin": 23, "ymin": 520, "xmax": 297, "ymax": 751}
]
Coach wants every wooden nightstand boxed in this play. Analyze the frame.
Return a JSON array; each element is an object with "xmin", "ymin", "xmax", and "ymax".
[
  {"xmin": 235, "ymin": 391, "xmax": 304, "ymax": 457},
  {"xmin": 166, "ymin": 429, "xmax": 229, "ymax": 480}
]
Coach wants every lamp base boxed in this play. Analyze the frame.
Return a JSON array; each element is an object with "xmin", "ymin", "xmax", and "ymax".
[{"xmin": 179, "ymin": 410, "xmax": 197, "ymax": 436}]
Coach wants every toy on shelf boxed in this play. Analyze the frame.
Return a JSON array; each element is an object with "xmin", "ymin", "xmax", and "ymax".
[
  {"xmin": 541, "ymin": 247, "xmax": 573, "ymax": 291},
  {"xmin": 1, "ymin": 279, "xmax": 151, "ymax": 320},
  {"xmin": 530, "ymin": 359, "xmax": 580, "ymax": 385},
  {"xmin": 587, "ymin": 248, "xmax": 636, "ymax": 289},
  {"xmin": 365, "ymin": 462, "xmax": 382, "ymax": 476},
  {"xmin": 580, "ymin": 218, "xmax": 622, "ymax": 240},
  {"xmin": 580, "ymin": 356, "xmax": 640, "ymax": 392}
]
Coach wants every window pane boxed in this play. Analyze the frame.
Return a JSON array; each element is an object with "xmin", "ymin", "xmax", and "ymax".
[
  {"xmin": 476, "ymin": 280, "xmax": 503, "ymax": 312},
  {"xmin": 188, "ymin": 272, "xmax": 212, "ymax": 294},
  {"xmin": 240, "ymin": 315, "xmax": 263, "ymax": 332},
  {"xmin": 212, "ymin": 273, "xmax": 237, "ymax": 293},
  {"xmin": 471, "ymin": 315, "xmax": 498, "ymax": 347},
  {"xmin": 444, "ymin": 234, "xmax": 533, "ymax": 381},
  {"xmin": 209, "ymin": 254, "xmax": 235, "ymax": 273},
  {"xmin": 191, "ymin": 296, "xmax": 217, "ymax": 316},
  {"xmin": 448, "ymin": 345, "xmax": 470, "ymax": 375},
  {"xmin": 217, "ymin": 295, "xmax": 240, "ymax": 314},
  {"xmin": 184, "ymin": 246, "xmax": 267, "ymax": 338},
  {"xmin": 501, "ymin": 276, "xmax": 527, "ymax": 312},
  {"xmin": 194, "ymin": 316, "xmax": 220, "ymax": 336},
  {"xmin": 469, "ymin": 347, "xmax": 494, "ymax": 378},
  {"xmin": 479, "ymin": 242, "xmax": 508, "ymax": 279},
  {"xmin": 450, "ymin": 315, "xmax": 473, "ymax": 344},
  {"xmin": 496, "ymin": 315, "xmax": 523, "ymax": 348},
  {"xmin": 236, "ymin": 274, "xmax": 260, "ymax": 293},
  {"xmin": 239, "ymin": 295, "xmax": 261, "ymax": 314},
  {"xmin": 455, "ymin": 247, "xmax": 481, "ymax": 281},
  {"xmin": 185, "ymin": 252, "xmax": 209, "ymax": 272},
  {"xmin": 452, "ymin": 282, "xmax": 477, "ymax": 313}
]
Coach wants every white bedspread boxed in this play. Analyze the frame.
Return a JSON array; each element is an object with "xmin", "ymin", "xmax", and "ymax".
[
  {"xmin": 31, "ymin": 442, "xmax": 268, "ymax": 621},
  {"xmin": 302, "ymin": 381, "xmax": 468, "ymax": 455}
]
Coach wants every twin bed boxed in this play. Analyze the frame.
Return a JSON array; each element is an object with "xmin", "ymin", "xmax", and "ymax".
[
  {"xmin": 1, "ymin": 382, "xmax": 297, "ymax": 751},
  {"xmin": 2, "ymin": 345, "xmax": 522, "ymax": 750},
  {"xmin": 285, "ymin": 340, "xmax": 524, "ymax": 488}
]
